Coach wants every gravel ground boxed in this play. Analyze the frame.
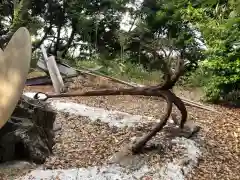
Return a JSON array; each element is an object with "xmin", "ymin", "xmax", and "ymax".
[
  {"xmin": 19, "ymin": 96, "xmax": 201, "ymax": 180},
  {"xmin": 43, "ymin": 111, "xmax": 199, "ymax": 170},
  {"xmin": 22, "ymin": 75, "xmax": 240, "ymax": 180}
]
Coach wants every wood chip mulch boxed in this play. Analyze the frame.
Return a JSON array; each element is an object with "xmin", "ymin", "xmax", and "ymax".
[
  {"xmin": 24, "ymin": 75, "xmax": 240, "ymax": 180},
  {"xmin": 43, "ymin": 112, "xmax": 190, "ymax": 171}
]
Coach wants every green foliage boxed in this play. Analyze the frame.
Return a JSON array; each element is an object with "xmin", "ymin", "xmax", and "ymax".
[
  {"xmin": 181, "ymin": 1, "xmax": 240, "ymax": 103},
  {"xmin": 76, "ymin": 58, "xmax": 162, "ymax": 84},
  {"xmin": 76, "ymin": 59, "xmax": 101, "ymax": 69},
  {"xmin": 126, "ymin": 0, "xmax": 205, "ymax": 71},
  {"xmin": 183, "ymin": 65, "xmax": 212, "ymax": 88},
  {"xmin": 1, "ymin": 0, "xmax": 239, "ymax": 104}
]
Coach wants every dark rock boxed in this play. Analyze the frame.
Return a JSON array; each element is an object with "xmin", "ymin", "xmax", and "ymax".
[{"xmin": 0, "ymin": 95, "xmax": 56, "ymax": 164}]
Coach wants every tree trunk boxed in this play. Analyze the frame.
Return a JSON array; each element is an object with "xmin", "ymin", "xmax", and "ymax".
[
  {"xmin": 32, "ymin": 23, "xmax": 53, "ymax": 52},
  {"xmin": 61, "ymin": 24, "xmax": 76, "ymax": 58},
  {"xmin": 0, "ymin": 95, "xmax": 56, "ymax": 164},
  {"xmin": 0, "ymin": 0, "xmax": 30, "ymax": 48}
]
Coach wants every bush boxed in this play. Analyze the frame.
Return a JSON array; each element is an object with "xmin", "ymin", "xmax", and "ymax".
[
  {"xmin": 76, "ymin": 58, "xmax": 162, "ymax": 85},
  {"xmin": 182, "ymin": 65, "xmax": 212, "ymax": 88}
]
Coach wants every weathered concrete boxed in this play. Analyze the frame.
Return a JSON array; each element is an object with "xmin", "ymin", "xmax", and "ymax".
[{"xmin": 19, "ymin": 92, "xmax": 201, "ymax": 180}]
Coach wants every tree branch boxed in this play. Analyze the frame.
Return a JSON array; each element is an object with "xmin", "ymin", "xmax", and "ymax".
[
  {"xmin": 61, "ymin": 20, "xmax": 77, "ymax": 58},
  {"xmin": 32, "ymin": 23, "xmax": 53, "ymax": 52}
]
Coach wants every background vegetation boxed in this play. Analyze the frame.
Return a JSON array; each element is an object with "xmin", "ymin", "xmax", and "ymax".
[{"xmin": 0, "ymin": 0, "xmax": 239, "ymax": 105}]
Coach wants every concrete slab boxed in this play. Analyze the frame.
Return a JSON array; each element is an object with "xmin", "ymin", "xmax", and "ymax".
[
  {"xmin": 20, "ymin": 92, "xmax": 202, "ymax": 180},
  {"xmin": 19, "ymin": 168, "xmax": 79, "ymax": 180}
]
